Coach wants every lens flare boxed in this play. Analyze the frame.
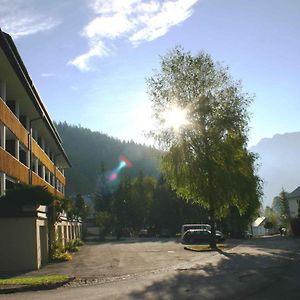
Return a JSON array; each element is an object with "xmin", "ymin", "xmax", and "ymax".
[
  {"xmin": 108, "ymin": 155, "xmax": 133, "ymax": 182},
  {"xmin": 119, "ymin": 155, "xmax": 132, "ymax": 168},
  {"xmin": 109, "ymin": 173, "xmax": 118, "ymax": 181}
]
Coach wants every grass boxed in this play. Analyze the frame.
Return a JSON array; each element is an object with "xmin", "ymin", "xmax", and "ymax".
[
  {"xmin": 184, "ymin": 244, "xmax": 227, "ymax": 252},
  {"xmin": 0, "ymin": 275, "xmax": 69, "ymax": 286}
]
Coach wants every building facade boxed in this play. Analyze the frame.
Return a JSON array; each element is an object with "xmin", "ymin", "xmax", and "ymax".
[
  {"xmin": 287, "ymin": 187, "xmax": 300, "ymax": 218},
  {"xmin": 0, "ymin": 29, "xmax": 80, "ymax": 272}
]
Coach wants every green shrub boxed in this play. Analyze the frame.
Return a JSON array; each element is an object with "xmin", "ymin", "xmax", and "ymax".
[
  {"xmin": 51, "ymin": 251, "xmax": 72, "ymax": 262},
  {"xmin": 50, "ymin": 240, "xmax": 72, "ymax": 261},
  {"xmin": 65, "ymin": 240, "xmax": 80, "ymax": 252},
  {"xmin": 74, "ymin": 238, "xmax": 84, "ymax": 247}
]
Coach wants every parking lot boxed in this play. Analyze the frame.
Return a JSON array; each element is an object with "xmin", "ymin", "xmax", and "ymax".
[{"xmin": 26, "ymin": 238, "xmax": 217, "ymax": 280}]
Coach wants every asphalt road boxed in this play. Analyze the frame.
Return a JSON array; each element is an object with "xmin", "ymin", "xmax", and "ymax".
[{"xmin": 1, "ymin": 236, "xmax": 300, "ymax": 299}]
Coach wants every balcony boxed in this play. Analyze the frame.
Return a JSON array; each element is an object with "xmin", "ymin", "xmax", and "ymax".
[
  {"xmin": 0, "ymin": 98, "xmax": 66, "ymax": 193},
  {"xmin": 0, "ymin": 147, "xmax": 28, "ymax": 183}
]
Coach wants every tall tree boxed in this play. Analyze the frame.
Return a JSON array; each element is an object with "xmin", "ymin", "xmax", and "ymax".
[
  {"xmin": 272, "ymin": 196, "xmax": 282, "ymax": 216},
  {"xmin": 148, "ymin": 47, "xmax": 262, "ymax": 247},
  {"xmin": 131, "ymin": 172, "xmax": 156, "ymax": 228},
  {"xmin": 112, "ymin": 173, "xmax": 132, "ymax": 238},
  {"xmin": 94, "ymin": 163, "xmax": 112, "ymax": 212},
  {"xmin": 74, "ymin": 194, "xmax": 90, "ymax": 220},
  {"xmin": 279, "ymin": 189, "xmax": 290, "ymax": 226}
]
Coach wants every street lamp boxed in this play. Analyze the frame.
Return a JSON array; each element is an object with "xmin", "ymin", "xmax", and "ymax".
[{"xmin": 28, "ymin": 113, "xmax": 45, "ymax": 184}]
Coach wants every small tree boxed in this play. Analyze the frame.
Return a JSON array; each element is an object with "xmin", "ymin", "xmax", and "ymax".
[{"xmin": 96, "ymin": 211, "xmax": 115, "ymax": 240}]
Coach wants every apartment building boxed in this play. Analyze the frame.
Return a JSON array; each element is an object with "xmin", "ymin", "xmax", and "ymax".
[{"xmin": 0, "ymin": 29, "xmax": 80, "ymax": 271}]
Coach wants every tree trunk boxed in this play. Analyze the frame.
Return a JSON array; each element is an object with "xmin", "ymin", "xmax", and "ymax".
[{"xmin": 209, "ymin": 203, "xmax": 217, "ymax": 249}]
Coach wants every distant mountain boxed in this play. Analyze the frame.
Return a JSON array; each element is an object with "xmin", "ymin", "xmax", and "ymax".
[
  {"xmin": 250, "ymin": 132, "xmax": 300, "ymax": 206},
  {"xmin": 56, "ymin": 122, "xmax": 161, "ymax": 195}
]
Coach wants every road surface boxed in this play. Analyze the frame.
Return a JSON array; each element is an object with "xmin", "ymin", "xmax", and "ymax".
[{"xmin": 1, "ymin": 236, "xmax": 300, "ymax": 299}]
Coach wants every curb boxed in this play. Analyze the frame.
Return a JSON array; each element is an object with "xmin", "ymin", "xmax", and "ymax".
[{"xmin": 0, "ymin": 277, "xmax": 75, "ymax": 294}]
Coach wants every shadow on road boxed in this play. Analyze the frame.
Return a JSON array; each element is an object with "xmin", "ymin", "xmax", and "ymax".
[{"xmin": 129, "ymin": 236, "xmax": 300, "ymax": 300}]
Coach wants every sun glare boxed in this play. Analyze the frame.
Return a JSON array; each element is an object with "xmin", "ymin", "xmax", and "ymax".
[{"xmin": 163, "ymin": 106, "xmax": 189, "ymax": 131}]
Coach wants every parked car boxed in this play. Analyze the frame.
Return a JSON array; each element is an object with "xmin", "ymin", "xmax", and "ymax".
[
  {"xmin": 138, "ymin": 227, "xmax": 156, "ymax": 237},
  {"xmin": 215, "ymin": 230, "xmax": 226, "ymax": 243},
  {"xmin": 182, "ymin": 229, "xmax": 226, "ymax": 244}
]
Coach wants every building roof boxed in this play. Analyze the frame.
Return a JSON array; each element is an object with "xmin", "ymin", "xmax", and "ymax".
[
  {"xmin": 287, "ymin": 186, "xmax": 300, "ymax": 199},
  {"xmin": 0, "ymin": 29, "xmax": 71, "ymax": 168},
  {"xmin": 252, "ymin": 216, "xmax": 266, "ymax": 227}
]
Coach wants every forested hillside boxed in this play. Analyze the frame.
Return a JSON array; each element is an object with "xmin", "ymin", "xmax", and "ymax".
[{"xmin": 56, "ymin": 122, "xmax": 161, "ymax": 195}]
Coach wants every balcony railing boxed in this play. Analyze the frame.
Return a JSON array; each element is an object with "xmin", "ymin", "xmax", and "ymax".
[
  {"xmin": 0, "ymin": 97, "xmax": 66, "ymax": 186},
  {"xmin": 0, "ymin": 98, "xmax": 28, "ymax": 147},
  {"xmin": 32, "ymin": 172, "xmax": 64, "ymax": 198},
  {"xmin": 0, "ymin": 148, "xmax": 64, "ymax": 197},
  {"xmin": 0, "ymin": 147, "xmax": 29, "ymax": 183}
]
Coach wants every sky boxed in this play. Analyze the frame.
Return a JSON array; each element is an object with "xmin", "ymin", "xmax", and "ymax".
[{"xmin": 0, "ymin": 0, "xmax": 299, "ymax": 147}]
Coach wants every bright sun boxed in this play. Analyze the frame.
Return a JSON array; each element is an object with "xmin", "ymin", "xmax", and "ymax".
[{"xmin": 163, "ymin": 106, "xmax": 189, "ymax": 130}]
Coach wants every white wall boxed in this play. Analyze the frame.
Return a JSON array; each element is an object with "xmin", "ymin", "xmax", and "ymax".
[{"xmin": 252, "ymin": 225, "xmax": 267, "ymax": 237}]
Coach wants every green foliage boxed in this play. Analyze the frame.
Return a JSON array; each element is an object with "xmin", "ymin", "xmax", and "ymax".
[
  {"xmin": 0, "ymin": 275, "xmax": 69, "ymax": 286},
  {"xmin": 48, "ymin": 195, "xmax": 90, "ymax": 225},
  {"xmin": 264, "ymin": 206, "xmax": 279, "ymax": 229},
  {"xmin": 50, "ymin": 240, "xmax": 72, "ymax": 262},
  {"xmin": 94, "ymin": 163, "xmax": 113, "ymax": 212},
  {"xmin": 150, "ymin": 176, "xmax": 209, "ymax": 234},
  {"xmin": 272, "ymin": 196, "xmax": 282, "ymax": 215},
  {"xmin": 74, "ymin": 238, "xmax": 84, "ymax": 246},
  {"xmin": 48, "ymin": 197, "xmax": 66, "ymax": 225},
  {"xmin": 279, "ymin": 189, "xmax": 290, "ymax": 226},
  {"xmin": 264, "ymin": 220, "xmax": 274, "ymax": 230},
  {"xmin": 0, "ymin": 183, "xmax": 53, "ymax": 214},
  {"xmin": 52, "ymin": 251, "xmax": 72, "ymax": 262},
  {"xmin": 130, "ymin": 172, "xmax": 157, "ymax": 228},
  {"xmin": 147, "ymin": 47, "xmax": 262, "ymax": 246},
  {"xmin": 222, "ymin": 205, "xmax": 257, "ymax": 234},
  {"xmin": 74, "ymin": 194, "xmax": 90, "ymax": 220},
  {"xmin": 65, "ymin": 240, "xmax": 80, "ymax": 252},
  {"xmin": 96, "ymin": 211, "xmax": 115, "ymax": 237},
  {"xmin": 95, "ymin": 172, "xmax": 213, "ymax": 238}
]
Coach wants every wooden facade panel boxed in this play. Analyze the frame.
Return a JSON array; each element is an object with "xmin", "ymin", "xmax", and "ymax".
[
  {"xmin": 0, "ymin": 147, "xmax": 29, "ymax": 183},
  {"xmin": 0, "ymin": 99, "xmax": 66, "ymax": 188},
  {"xmin": 31, "ymin": 139, "xmax": 65, "ymax": 185},
  {"xmin": 55, "ymin": 169, "xmax": 65, "ymax": 186},
  {"xmin": 31, "ymin": 173, "xmax": 64, "ymax": 198},
  {"xmin": 0, "ymin": 99, "xmax": 28, "ymax": 147},
  {"xmin": 31, "ymin": 139, "xmax": 54, "ymax": 173}
]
